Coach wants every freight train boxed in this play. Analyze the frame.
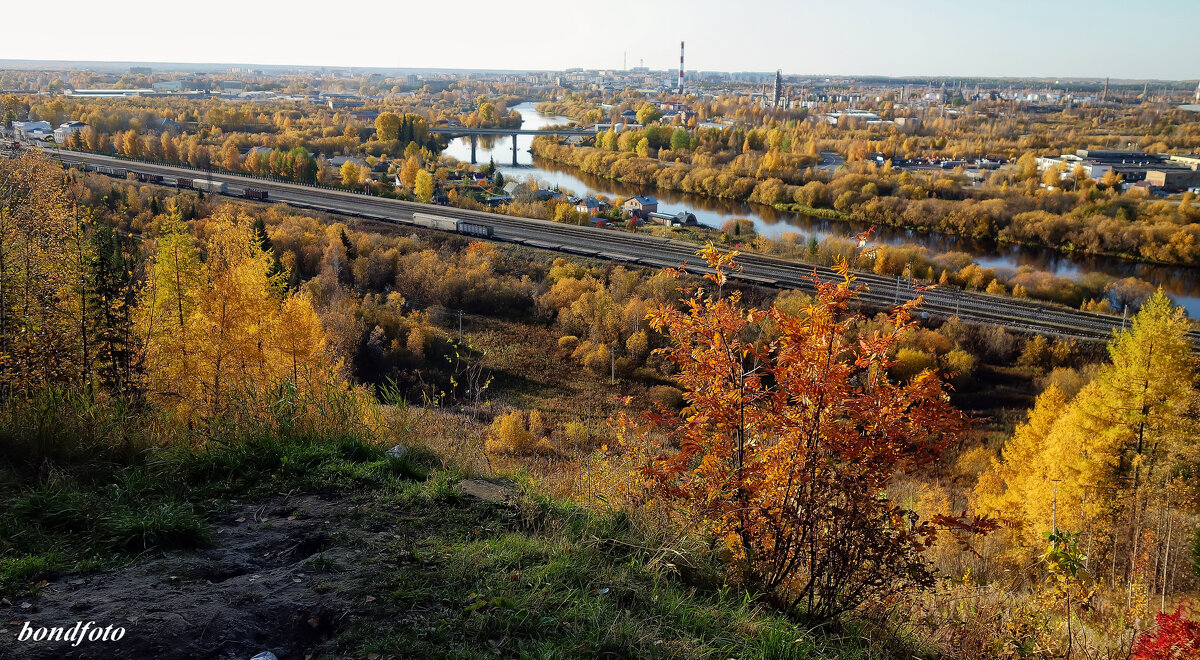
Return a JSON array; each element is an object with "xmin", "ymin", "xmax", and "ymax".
[
  {"xmin": 411, "ymin": 212, "xmax": 494, "ymax": 238},
  {"xmin": 193, "ymin": 179, "xmax": 227, "ymax": 194},
  {"xmin": 95, "ymin": 165, "xmax": 127, "ymax": 178}
]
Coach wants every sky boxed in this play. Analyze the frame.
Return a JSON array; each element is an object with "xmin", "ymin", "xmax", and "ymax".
[{"xmin": 4, "ymin": 0, "xmax": 1199, "ymax": 80}]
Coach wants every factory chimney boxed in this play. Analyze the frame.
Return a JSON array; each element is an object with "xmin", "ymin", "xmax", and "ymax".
[
  {"xmin": 678, "ymin": 41, "xmax": 684, "ymax": 96},
  {"xmin": 1195, "ymin": 80, "xmax": 1200, "ymax": 102}
]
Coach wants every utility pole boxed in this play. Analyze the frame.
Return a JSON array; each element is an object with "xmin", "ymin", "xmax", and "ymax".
[
  {"xmin": 456, "ymin": 309, "xmax": 464, "ymax": 343},
  {"xmin": 1122, "ymin": 304, "xmax": 1128, "ymax": 331}
]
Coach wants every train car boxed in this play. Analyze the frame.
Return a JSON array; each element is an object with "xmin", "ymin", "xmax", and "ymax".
[
  {"xmin": 136, "ymin": 172, "xmax": 163, "ymax": 184},
  {"xmin": 175, "ymin": 177, "xmax": 193, "ymax": 190},
  {"xmin": 412, "ymin": 212, "xmax": 460, "ymax": 233},
  {"xmin": 242, "ymin": 188, "xmax": 269, "ymax": 201},
  {"xmin": 193, "ymin": 179, "xmax": 228, "ymax": 194},
  {"xmin": 96, "ymin": 166, "xmax": 127, "ymax": 178},
  {"xmin": 458, "ymin": 221, "xmax": 493, "ymax": 239}
]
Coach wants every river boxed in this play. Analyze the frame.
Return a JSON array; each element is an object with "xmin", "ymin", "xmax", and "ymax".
[{"xmin": 443, "ymin": 103, "xmax": 1200, "ymax": 315}]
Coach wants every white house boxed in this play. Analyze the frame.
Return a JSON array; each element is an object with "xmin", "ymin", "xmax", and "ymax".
[{"xmin": 53, "ymin": 121, "xmax": 89, "ymax": 144}]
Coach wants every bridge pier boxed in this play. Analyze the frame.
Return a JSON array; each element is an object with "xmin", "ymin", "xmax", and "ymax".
[
  {"xmin": 512, "ymin": 134, "xmax": 519, "ymax": 166},
  {"xmin": 470, "ymin": 135, "xmax": 477, "ymax": 164}
]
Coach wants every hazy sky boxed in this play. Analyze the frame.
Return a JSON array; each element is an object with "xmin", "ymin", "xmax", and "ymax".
[{"xmin": 5, "ymin": 0, "xmax": 1198, "ymax": 80}]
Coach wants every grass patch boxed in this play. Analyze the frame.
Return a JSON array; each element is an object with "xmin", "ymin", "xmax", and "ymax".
[
  {"xmin": 332, "ymin": 489, "xmax": 889, "ymax": 660},
  {"xmin": 0, "ymin": 553, "xmax": 66, "ymax": 593},
  {"xmin": 0, "ymin": 394, "xmax": 440, "ymax": 596}
]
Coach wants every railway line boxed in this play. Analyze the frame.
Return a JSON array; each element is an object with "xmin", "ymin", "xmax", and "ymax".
[{"xmin": 36, "ymin": 148, "xmax": 1200, "ymax": 345}]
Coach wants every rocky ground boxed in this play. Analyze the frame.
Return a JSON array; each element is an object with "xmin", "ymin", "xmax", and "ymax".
[{"xmin": 3, "ymin": 481, "xmax": 512, "ymax": 660}]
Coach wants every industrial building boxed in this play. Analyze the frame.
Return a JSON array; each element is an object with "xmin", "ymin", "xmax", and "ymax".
[
  {"xmin": 11, "ymin": 120, "xmax": 52, "ymax": 140},
  {"xmin": 1036, "ymin": 149, "xmax": 1198, "ymax": 189}
]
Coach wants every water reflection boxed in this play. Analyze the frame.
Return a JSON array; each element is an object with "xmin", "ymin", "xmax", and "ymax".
[{"xmin": 441, "ymin": 104, "xmax": 1200, "ymax": 315}]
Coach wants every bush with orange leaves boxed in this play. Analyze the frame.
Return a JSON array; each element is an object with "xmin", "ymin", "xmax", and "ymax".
[{"xmin": 616, "ymin": 240, "xmax": 995, "ymax": 624}]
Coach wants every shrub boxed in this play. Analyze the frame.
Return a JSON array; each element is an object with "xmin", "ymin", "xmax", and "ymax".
[
  {"xmin": 721, "ymin": 218, "xmax": 756, "ymax": 238},
  {"xmin": 941, "ymin": 349, "xmax": 976, "ymax": 388},
  {"xmin": 561, "ymin": 421, "xmax": 590, "ymax": 449},
  {"xmin": 487, "ymin": 411, "xmax": 534, "ymax": 455},
  {"xmin": 646, "ymin": 385, "xmax": 685, "ymax": 411},
  {"xmin": 557, "ymin": 335, "xmax": 580, "ymax": 353},
  {"xmin": 1132, "ymin": 601, "xmax": 1200, "ymax": 660},
  {"xmin": 1018, "ymin": 335, "xmax": 1051, "ymax": 371},
  {"xmin": 892, "ymin": 348, "xmax": 935, "ymax": 381},
  {"xmin": 621, "ymin": 245, "xmax": 991, "ymax": 624},
  {"xmin": 581, "ymin": 343, "xmax": 611, "ymax": 375}
]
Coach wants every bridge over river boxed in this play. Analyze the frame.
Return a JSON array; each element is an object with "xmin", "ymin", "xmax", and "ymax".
[{"xmin": 428, "ymin": 126, "xmax": 595, "ymax": 164}]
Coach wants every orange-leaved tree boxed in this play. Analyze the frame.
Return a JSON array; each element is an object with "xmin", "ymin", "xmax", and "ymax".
[{"xmin": 619, "ymin": 241, "xmax": 993, "ymax": 623}]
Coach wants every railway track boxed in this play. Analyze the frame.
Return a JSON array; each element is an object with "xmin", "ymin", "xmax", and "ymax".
[{"xmin": 38, "ymin": 148, "xmax": 1200, "ymax": 345}]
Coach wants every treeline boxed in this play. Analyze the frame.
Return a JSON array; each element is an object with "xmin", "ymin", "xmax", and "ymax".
[
  {"xmin": 548, "ymin": 91, "xmax": 1200, "ymax": 160},
  {"xmin": 536, "ymin": 131, "xmax": 1200, "ymax": 265}
]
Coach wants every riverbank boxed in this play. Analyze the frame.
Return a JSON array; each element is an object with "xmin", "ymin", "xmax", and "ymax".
[{"xmin": 532, "ymin": 139, "xmax": 1200, "ymax": 269}]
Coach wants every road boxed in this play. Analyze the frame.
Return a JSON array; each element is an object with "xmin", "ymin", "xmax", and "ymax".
[
  {"xmin": 817, "ymin": 151, "xmax": 844, "ymax": 172},
  {"xmin": 33, "ymin": 148, "xmax": 1200, "ymax": 346}
]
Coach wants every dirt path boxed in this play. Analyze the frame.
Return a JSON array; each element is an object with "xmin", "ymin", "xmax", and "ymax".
[{"xmin": 4, "ymin": 495, "xmax": 386, "ymax": 659}]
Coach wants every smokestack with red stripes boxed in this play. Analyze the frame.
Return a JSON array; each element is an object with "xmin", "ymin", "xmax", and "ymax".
[{"xmin": 678, "ymin": 41, "xmax": 684, "ymax": 96}]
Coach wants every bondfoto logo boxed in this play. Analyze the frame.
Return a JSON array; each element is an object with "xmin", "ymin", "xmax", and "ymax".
[{"xmin": 15, "ymin": 621, "xmax": 126, "ymax": 647}]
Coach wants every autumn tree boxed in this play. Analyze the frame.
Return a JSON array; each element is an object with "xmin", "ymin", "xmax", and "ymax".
[
  {"xmin": 399, "ymin": 155, "xmax": 420, "ymax": 189},
  {"xmin": 0, "ymin": 153, "xmax": 86, "ymax": 395},
  {"xmin": 620, "ymin": 243, "xmax": 989, "ymax": 623},
  {"xmin": 138, "ymin": 215, "xmax": 204, "ymax": 406},
  {"xmin": 340, "ymin": 160, "xmax": 362, "ymax": 188},
  {"xmin": 636, "ymin": 102, "xmax": 662, "ymax": 125},
  {"xmin": 140, "ymin": 206, "xmax": 334, "ymax": 422},
  {"xmin": 221, "ymin": 142, "xmax": 242, "ymax": 172},
  {"xmin": 374, "ymin": 112, "xmax": 401, "ymax": 142},
  {"xmin": 975, "ymin": 290, "xmax": 1198, "ymax": 598},
  {"xmin": 415, "ymin": 169, "xmax": 434, "ymax": 203}
]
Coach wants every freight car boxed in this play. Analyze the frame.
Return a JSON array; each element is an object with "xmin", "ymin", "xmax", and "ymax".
[
  {"xmin": 136, "ymin": 172, "xmax": 163, "ymax": 184},
  {"xmin": 96, "ymin": 166, "xmax": 127, "ymax": 178},
  {"xmin": 176, "ymin": 177, "xmax": 193, "ymax": 189},
  {"xmin": 193, "ymin": 179, "xmax": 227, "ymax": 194},
  {"xmin": 411, "ymin": 213, "xmax": 494, "ymax": 238},
  {"xmin": 242, "ymin": 188, "xmax": 269, "ymax": 201},
  {"xmin": 458, "ymin": 221, "xmax": 494, "ymax": 239}
]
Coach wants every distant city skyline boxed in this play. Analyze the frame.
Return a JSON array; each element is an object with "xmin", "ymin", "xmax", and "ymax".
[{"xmin": 4, "ymin": 0, "xmax": 1199, "ymax": 81}]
